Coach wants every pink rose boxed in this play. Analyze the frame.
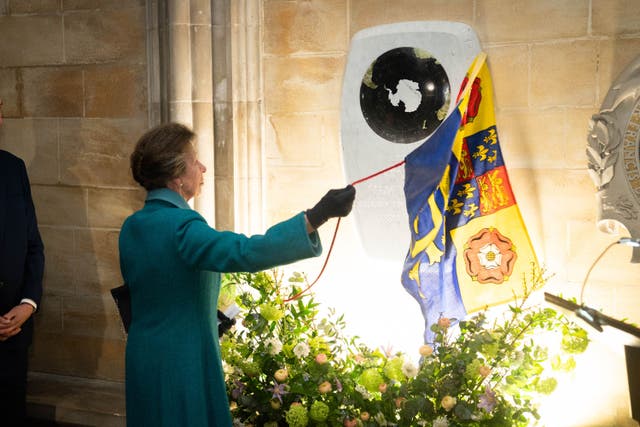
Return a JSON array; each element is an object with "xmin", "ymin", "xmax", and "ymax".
[
  {"xmin": 419, "ymin": 344, "xmax": 434, "ymax": 357},
  {"xmin": 438, "ymin": 317, "xmax": 451, "ymax": 329},
  {"xmin": 315, "ymin": 353, "xmax": 328, "ymax": 364},
  {"xmin": 318, "ymin": 381, "xmax": 332, "ymax": 394},
  {"xmin": 274, "ymin": 368, "xmax": 288, "ymax": 382}
]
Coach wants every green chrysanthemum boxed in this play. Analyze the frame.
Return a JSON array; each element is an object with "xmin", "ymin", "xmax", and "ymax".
[
  {"xmin": 464, "ymin": 359, "xmax": 483, "ymax": 379},
  {"xmin": 241, "ymin": 361, "xmax": 260, "ymax": 377},
  {"xmin": 309, "ymin": 400, "xmax": 329, "ymax": 422},
  {"xmin": 217, "ymin": 283, "xmax": 236, "ymax": 310},
  {"xmin": 359, "ymin": 368, "xmax": 384, "ymax": 393},
  {"xmin": 285, "ymin": 404, "xmax": 309, "ymax": 427},
  {"xmin": 259, "ymin": 303, "xmax": 284, "ymax": 321},
  {"xmin": 383, "ymin": 357, "xmax": 405, "ymax": 382},
  {"xmin": 535, "ymin": 377, "xmax": 558, "ymax": 395}
]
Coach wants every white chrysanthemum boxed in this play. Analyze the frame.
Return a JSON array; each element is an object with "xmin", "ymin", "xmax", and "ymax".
[
  {"xmin": 264, "ymin": 337, "xmax": 282, "ymax": 355},
  {"xmin": 355, "ymin": 384, "xmax": 372, "ymax": 400},
  {"xmin": 222, "ymin": 361, "xmax": 234, "ymax": 375},
  {"xmin": 402, "ymin": 360, "xmax": 418, "ymax": 378},
  {"xmin": 433, "ymin": 415, "xmax": 449, "ymax": 427},
  {"xmin": 293, "ymin": 342, "xmax": 310, "ymax": 358}
]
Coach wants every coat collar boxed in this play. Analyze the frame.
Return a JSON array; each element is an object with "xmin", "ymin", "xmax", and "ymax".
[{"xmin": 146, "ymin": 188, "xmax": 191, "ymax": 210}]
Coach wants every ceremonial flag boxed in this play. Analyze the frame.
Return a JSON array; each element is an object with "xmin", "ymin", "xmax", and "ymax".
[{"xmin": 401, "ymin": 53, "xmax": 538, "ymax": 343}]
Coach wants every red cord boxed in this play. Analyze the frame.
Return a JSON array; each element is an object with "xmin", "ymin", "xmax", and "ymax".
[
  {"xmin": 284, "ymin": 160, "xmax": 406, "ymax": 302},
  {"xmin": 351, "ymin": 160, "xmax": 406, "ymax": 185},
  {"xmin": 284, "ymin": 217, "xmax": 342, "ymax": 302}
]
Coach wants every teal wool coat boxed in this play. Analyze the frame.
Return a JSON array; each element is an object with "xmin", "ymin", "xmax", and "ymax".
[{"xmin": 119, "ymin": 189, "xmax": 322, "ymax": 427}]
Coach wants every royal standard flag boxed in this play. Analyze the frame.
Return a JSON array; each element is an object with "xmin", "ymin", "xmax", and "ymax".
[{"xmin": 401, "ymin": 53, "xmax": 538, "ymax": 343}]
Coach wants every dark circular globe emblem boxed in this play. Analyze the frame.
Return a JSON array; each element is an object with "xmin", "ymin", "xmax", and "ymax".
[{"xmin": 360, "ymin": 47, "xmax": 451, "ymax": 144}]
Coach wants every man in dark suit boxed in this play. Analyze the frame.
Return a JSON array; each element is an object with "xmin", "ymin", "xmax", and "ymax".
[{"xmin": 0, "ymin": 98, "xmax": 45, "ymax": 426}]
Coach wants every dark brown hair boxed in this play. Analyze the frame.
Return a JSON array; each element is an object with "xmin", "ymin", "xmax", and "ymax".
[{"xmin": 130, "ymin": 122, "xmax": 196, "ymax": 191}]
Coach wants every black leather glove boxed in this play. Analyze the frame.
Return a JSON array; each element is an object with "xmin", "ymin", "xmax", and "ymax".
[{"xmin": 306, "ymin": 185, "xmax": 356, "ymax": 229}]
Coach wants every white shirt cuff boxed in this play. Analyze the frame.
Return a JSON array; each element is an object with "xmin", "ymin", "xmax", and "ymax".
[{"xmin": 20, "ymin": 298, "xmax": 37, "ymax": 312}]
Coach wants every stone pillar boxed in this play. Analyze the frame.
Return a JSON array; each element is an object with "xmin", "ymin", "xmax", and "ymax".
[
  {"xmin": 149, "ymin": 0, "xmax": 264, "ymax": 233},
  {"xmin": 229, "ymin": 0, "xmax": 264, "ymax": 234},
  {"xmin": 149, "ymin": 0, "xmax": 216, "ymax": 223}
]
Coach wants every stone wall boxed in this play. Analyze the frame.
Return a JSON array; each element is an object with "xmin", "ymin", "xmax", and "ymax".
[{"xmin": 0, "ymin": 0, "xmax": 148, "ymax": 382}]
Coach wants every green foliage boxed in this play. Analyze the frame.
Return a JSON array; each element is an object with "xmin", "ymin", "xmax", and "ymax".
[{"xmin": 221, "ymin": 266, "xmax": 589, "ymax": 426}]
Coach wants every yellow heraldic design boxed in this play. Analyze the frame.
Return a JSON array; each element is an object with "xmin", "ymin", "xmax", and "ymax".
[
  {"xmin": 457, "ymin": 183, "xmax": 476, "ymax": 199},
  {"xmin": 463, "ymin": 203, "xmax": 479, "ymax": 218},
  {"xmin": 447, "ymin": 198, "xmax": 464, "ymax": 215},
  {"xmin": 410, "ymin": 165, "xmax": 451, "ymax": 261}
]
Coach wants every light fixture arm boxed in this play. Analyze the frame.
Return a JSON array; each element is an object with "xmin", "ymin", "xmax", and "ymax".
[{"xmin": 579, "ymin": 237, "xmax": 640, "ymax": 306}]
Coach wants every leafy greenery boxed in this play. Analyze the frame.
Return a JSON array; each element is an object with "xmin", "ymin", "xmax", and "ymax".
[{"xmin": 219, "ymin": 266, "xmax": 588, "ymax": 426}]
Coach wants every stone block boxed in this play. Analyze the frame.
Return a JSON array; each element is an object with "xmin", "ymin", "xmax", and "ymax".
[
  {"xmin": 264, "ymin": 0, "xmax": 348, "ymax": 55},
  {"xmin": 30, "ymin": 332, "xmax": 126, "ymax": 381},
  {"xmin": 212, "ymin": 25, "xmax": 230, "ymax": 103},
  {"xmin": 64, "ymin": 7, "xmax": 146, "ymax": 64},
  {"xmin": 476, "ymin": 0, "xmax": 588, "ymax": 43},
  {"xmin": 213, "ymin": 102, "xmax": 233, "ymax": 176},
  {"xmin": 190, "ymin": 0, "xmax": 211, "ymax": 25},
  {"xmin": 564, "ymin": 107, "xmax": 597, "ymax": 169},
  {"xmin": 597, "ymin": 38, "xmax": 640, "ymax": 105},
  {"xmin": 62, "ymin": 0, "xmax": 143, "ymax": 10},
  {"xmin": 192, "ymin": 25, "xmax": 213, "ymax": 101},
  {"xmin": 0, "ymin": 118, "xmax": 59, "ymax": 184},
  {"xmin": 84, "ymin": 64, "xmax": 147, "ymax": 118},
  {"xmin": 33, "ymin": 295, "xmax": 63, "ymax": 334},
  {"xmin": 263, "ymin": 55, "xmax": 344, "ymax": 114},
  {"xmin": 74, "ymin": 228, "xmax": 122, "ymax": 295},
  {"xmin": 266, "ymin": 164, "xmax": 345, "ymax": 224},
  {"xmin": 0, "ymin": 15, "xmax": 63, "ymax": 66},
  {"xmin": 168, "ymin": 24, "xmax": 193, "ymax": 102},
  {"xmin": 27, "ymin": 372, "xmax": 125, "ymax": 427},
  {"xmin": 531, "ymin": 40, "xmax": 597, "ymax": 107},
  {"xmin": 59, "ymin": 118, "xmax": 146, "ymax": 187},
  {"xmin": 168, "ymin": 0, "xmax": 190, "ymax": 23},
  {"xmin": 0, "ymin": 68, "xmax": 20, "ymax": 117},
  {"xmin": 64, "ymin": 7, "xmax": 145, "ymax": 64},
  {"xmin": 485, "ymin": 45, "xmax": 529, "ymax": 109},
  {"xmin": 592, "ymin": 0, "xmax": 640, "ymax": 35},
  {"xmin": 265, "ymin": 111, "xmax": 338, "ymax": 167},
  {"xmin": 350, "ymin": 0, "xmax": 473, "ymax": 36},
  {"xmin": 498, "ymin": 109, "xmax": 572, "ymax": 169},
  {"xmin": 31, "ymin": 185, "xmax": 87, "ymax": 227},
  {"xmin": 63, "ymin": 295, "xmax": 124, "ymax": 340},
  {"xmin": 566, "ymin": 219, "xmax": 640, "ymax": 287},
  {"xmin": 88, "ymin": 188, "xmax": 144, "ymax": 229},
  {"xmin": 214, "ymin": 175, "xmax": 234, "ymax": 231},
  {"xmin": 8, "ymin": 0, "xmax": 59, "ymax": 14},
  {"xmin": 22, "ymin": 67, "xmax": 83, "ymax": 117},
  {"xmin": 39, "ymin": 227, "xmax": 76, "ymax": 297}
]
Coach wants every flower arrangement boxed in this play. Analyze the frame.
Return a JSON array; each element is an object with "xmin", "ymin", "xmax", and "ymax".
[{"xmin": 219, "ymin": 266, "xmax": 588, "ymax": 426}]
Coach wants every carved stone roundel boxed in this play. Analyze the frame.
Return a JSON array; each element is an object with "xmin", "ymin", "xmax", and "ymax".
[{"xmin": 587, "ymin": 54, "xmax": 640, "ymax": 261}]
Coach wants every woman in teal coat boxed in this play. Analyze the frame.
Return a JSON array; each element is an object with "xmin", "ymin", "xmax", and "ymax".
[{"xmin": 119, "ymin": 123, "xmax": 355, "ymax": 426}]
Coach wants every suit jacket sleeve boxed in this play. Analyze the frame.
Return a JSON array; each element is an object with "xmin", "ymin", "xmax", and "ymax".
[
  {"xmin": 174, "ymin": 211, "xmax": 322, "ymax": 273},
  {"xmin": 18, "ymin": 159, "xmax": 45, "ymax": 307}
]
